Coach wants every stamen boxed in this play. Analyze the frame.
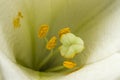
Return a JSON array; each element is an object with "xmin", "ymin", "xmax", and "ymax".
[
  {"xmin": 45, "ymin": 61, "xmax": 77, "ymax": 72},
  {"xmin": 37, "ymin": 49, "xmax": 54, "ymax": 70},
  {"xmin": 45, "ymin": 66, "xmax": 65, "ymax": 72},
  {"xmin": 38, "ymin": 24, "xmax": 49, "ymax": 38},
  {"xmin": 13, "ymin": 12, "xmax": 23, "ymax": 28},
  {"xmin": 58, "ymin": 27, "xmax": 70, "ymax": 37},
  {"xmin": 63, "ymin": 61, "xmax": 76, "ymax": 69},
  {"xmin": 46, "ymin": 36, "xmax": 57, "ymax": 50}
]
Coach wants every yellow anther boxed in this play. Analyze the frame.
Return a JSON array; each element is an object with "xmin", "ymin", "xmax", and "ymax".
[
  {"xmin": 18, "ymin": 12, "xmax": 23, "ymax": 18},
  {"xmin": 38, "ymin": 25, "xmax": 49, "ymax": 38},
  {"xmin": 58, "ymin": 27, "xmax": 71, "ymax": 37},
  {"xmin": 46, "ymin": 36, "xmax": 57, "ymax": 50},
  {"xmin": 13, "ymin": 12, "xmax": 23, "ymax": 28},
  {"xmin": 13, "ymin": 17, "xmax": 21, "ymax": 28},
  {"xmin": 63, "ymin": 61, "xmax": 76, "ymax": 69}
]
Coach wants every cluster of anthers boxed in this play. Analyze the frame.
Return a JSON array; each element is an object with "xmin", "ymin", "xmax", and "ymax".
[
  {"xmin": 37, "ymin": 24, "xmax": 84, "ymax": 71},
  {"xmin": 13, "ymin": 12, "xmax": 84, "ymax": 72}
]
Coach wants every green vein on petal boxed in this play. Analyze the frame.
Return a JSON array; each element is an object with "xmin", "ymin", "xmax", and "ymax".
[{"xmin": 75, "ymin": 0, "xmax": 120, "ymax": 64}]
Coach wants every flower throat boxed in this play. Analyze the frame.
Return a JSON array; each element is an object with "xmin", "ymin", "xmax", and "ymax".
[{"xmin": 13, "ymin": 12, "xmax": 84, "ymax": 72}]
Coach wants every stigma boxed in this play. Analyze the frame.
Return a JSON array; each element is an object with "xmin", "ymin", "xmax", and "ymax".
[
  {"xmin": 38, "ymin": 24, "xmax": 49, "ymax": 38},
  {"xmin": 63, "ymin": 61, "xmax": 76, "ymax": 69},
  {"xmin": 13, "ymin": 12, "xmax": 23, "ymax": 28},
  {"xmin": 59, "ymin": 33, "xmax": 84, "ymax": 59}
]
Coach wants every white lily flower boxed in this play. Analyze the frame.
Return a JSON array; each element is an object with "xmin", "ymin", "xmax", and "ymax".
[{"xmin": 0, "ymin": 0, "xmax": 120, "ymax": 80}]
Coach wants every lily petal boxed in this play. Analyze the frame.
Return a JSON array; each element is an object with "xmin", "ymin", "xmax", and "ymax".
[
  {"xmin": 1, "ymin": 0, "xmax": 119, "ymax": 66},
  {"xmin": 0, "ymin": 0, "xmax": 33, "ymax": 68},
  {"xmin": 0, "ymin": 51, "xmax": 64, "ymax": 80},
  {"xmin": 76, "ymin": 0, "xmax": 120, "ymax": 64},
  {"xmin": 0, "ymin": 51, "xmax": 31, "ymax": 80},
  {"xmin": 59, "ymin": 53, "xmax": 120, "ymax": 80}
]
